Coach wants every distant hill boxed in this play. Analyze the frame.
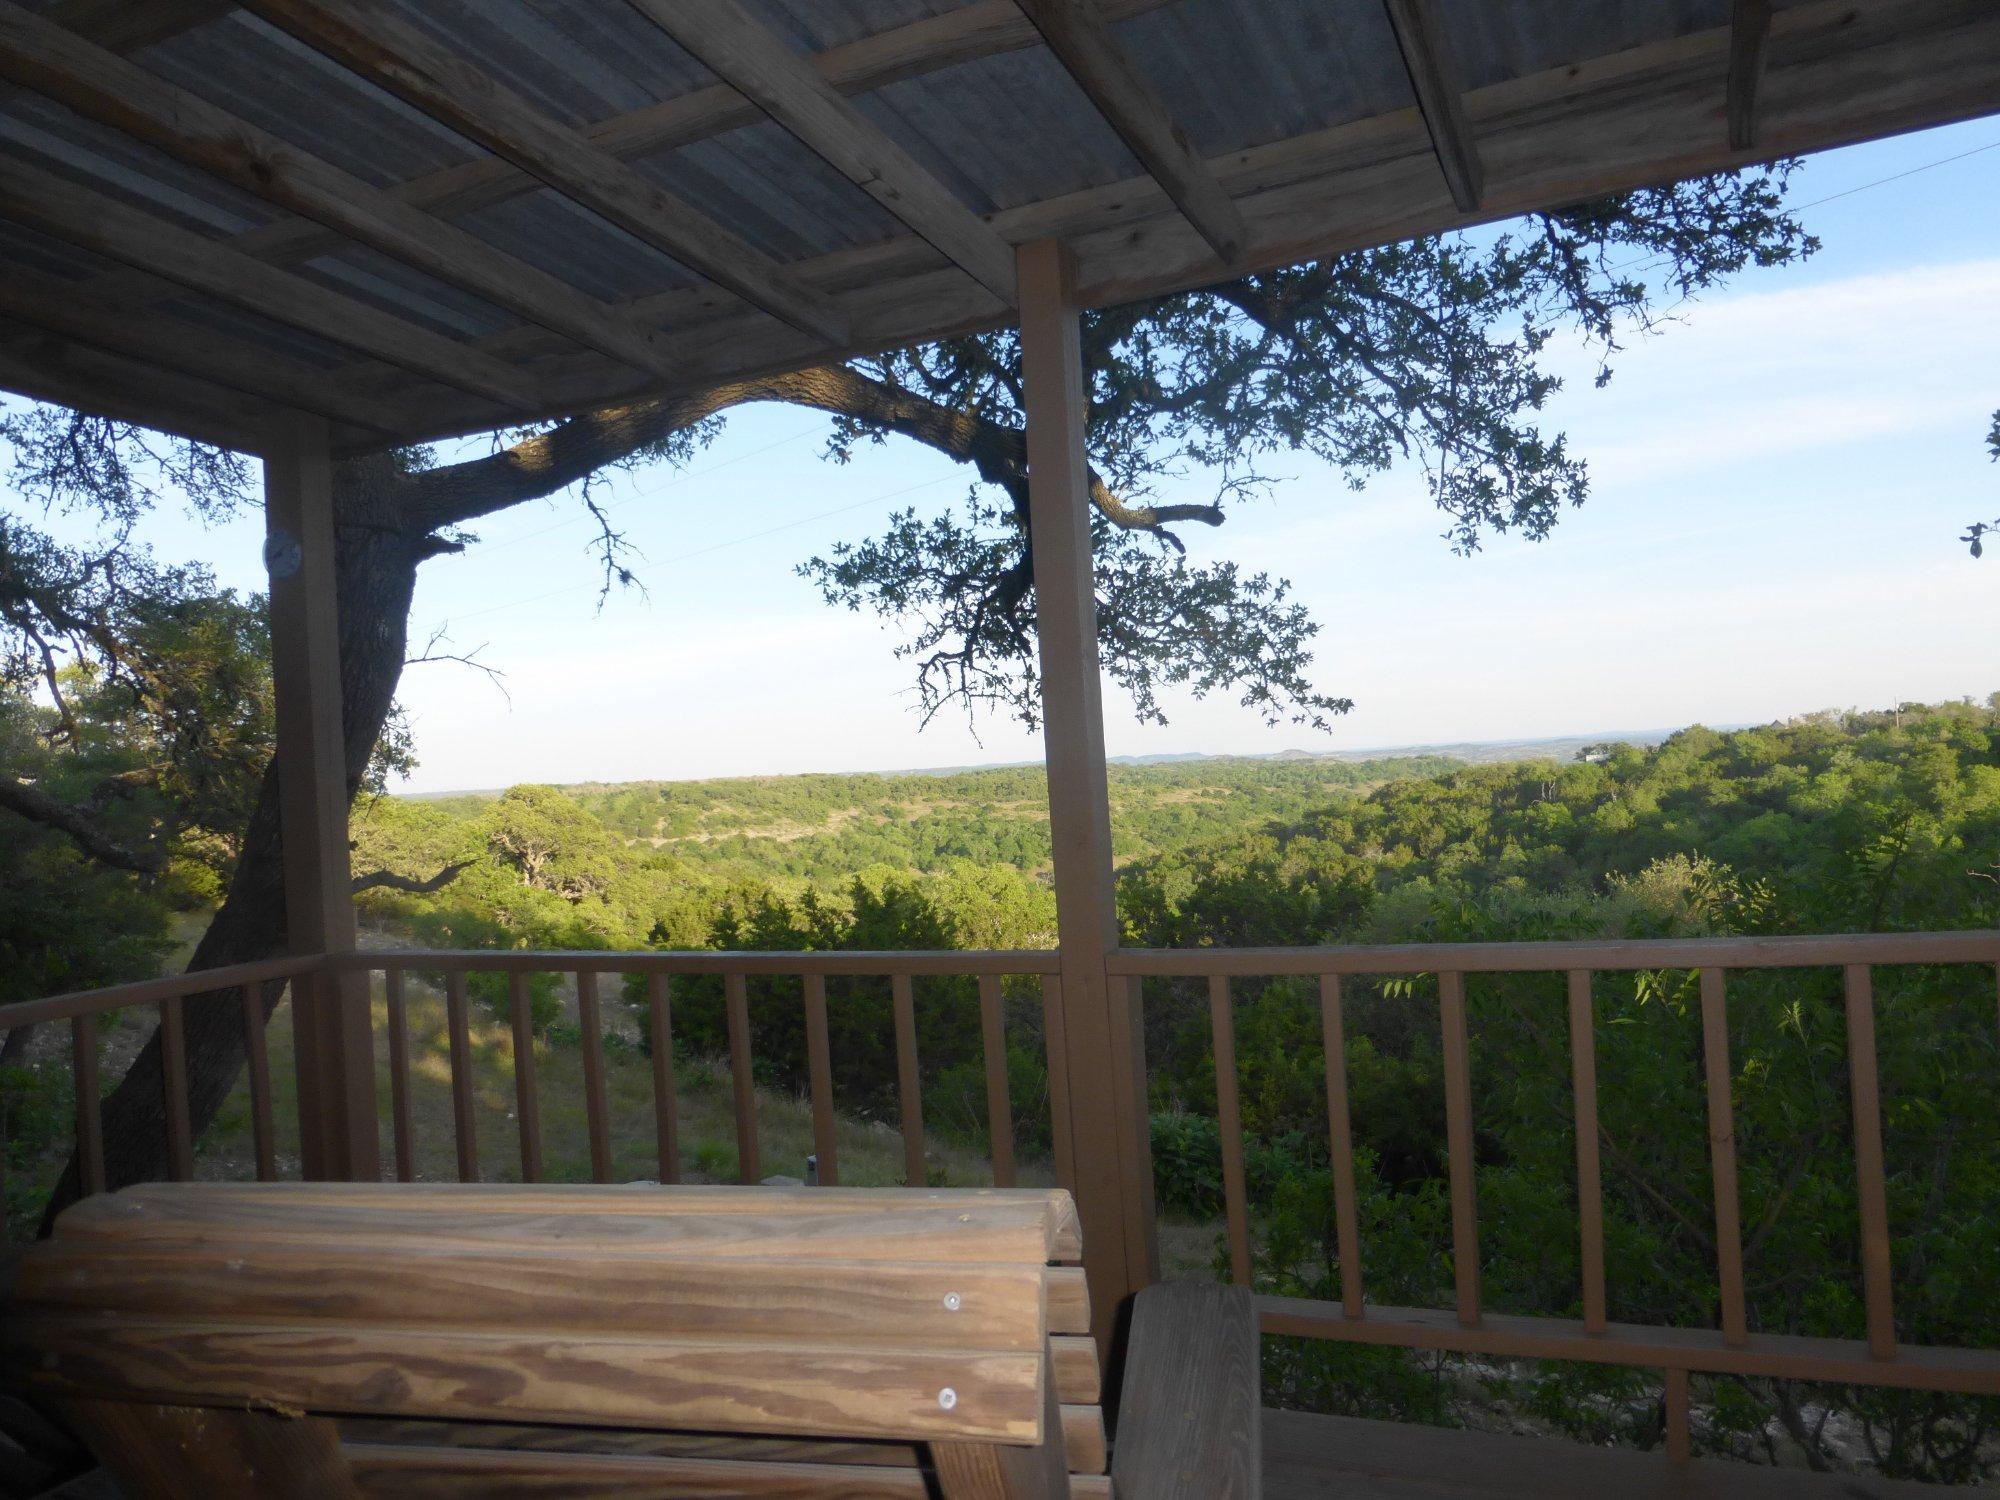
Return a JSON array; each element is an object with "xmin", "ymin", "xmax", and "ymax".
[
  {"xmin": 389, "ymin": 727, "xmax": 1717, "ymax": 885},
  {"xmin": 402, "ymin": 727, "xmax": 1684, "ymax": 804}
]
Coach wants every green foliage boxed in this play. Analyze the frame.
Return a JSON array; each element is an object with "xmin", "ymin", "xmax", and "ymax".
[{"xmin": 1117, "ymin": 703, "xmax": 2000, "ymax": 1479}]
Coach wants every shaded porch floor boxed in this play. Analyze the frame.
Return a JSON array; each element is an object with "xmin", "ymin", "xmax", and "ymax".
[
  {"xmin": 1266, "ymin": 1408, "xmax": 1951, "ymax": 1499},
  {"xmin": 31, "ymin": 1410, "xmax": 1959, "ymax": 1497}
]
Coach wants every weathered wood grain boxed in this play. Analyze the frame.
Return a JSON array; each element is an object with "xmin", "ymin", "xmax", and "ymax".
[
  {"xmin": 53, "ymin": 1397, "xmax": 356, "ymax": 1499},
  {"xmin": 12, "ymin": 1245, "xmax": 1048, "ymax": 1351},
  {"xmin": 343, "ymin": 1442, "xmax": 935, "ymax": 1497},
  {"xmin": 54, "ymin": 1192, "xmax": 1062, "ymax": 1265},
  {"xmin": 1111, "ymin": 1283, "xmax": 1260, "ymax": 1498},
  {"xmin": 10, "ymin": 1316, "xmax": 1046, "ymax": 1445}
]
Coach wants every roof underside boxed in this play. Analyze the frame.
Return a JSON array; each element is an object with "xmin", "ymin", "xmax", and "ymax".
[{"xmin": 0, "ymin": 0, "xmax": 1995, "ymax": 456}]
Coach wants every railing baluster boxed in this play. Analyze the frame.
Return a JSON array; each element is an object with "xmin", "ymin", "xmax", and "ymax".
[
  {"xmin": 1567, "ymin": 969, "xmax": 1607, "ymax": 1334},
  {"xmin": 508, "ymin": 972, "xmax": 543, "ymax": 1183},
  {"xmin": 1664, "ymin": 1367, "xmax": 1691, "ymax": 1462},
  {"xmin": 802, "ymin": 973, "xmax": 837, "ymax": 1186},
  {"xmin": 892, "ymin": 972, "xmax": 926, "ymax": 1187},
  {"xmin": 1843, "ymin": 963, "xmax": 1895, "ymax": 1359},
  {"xmin": 1699, "ymin": 967, "xmax": 1748, "ymax": 1346},
  {"xmin": 576, "ymin": 969, "xmax": 612, "ymax": 1183},
  {"xmin": 72, "ymin": 1012, "xmax": 105, "ymax": 1196},
  {"xmin": 648, "ymin": 972, "xmax": 680, "ymax": 1185},
  {"xmin": 241, "ymin": 983, "xmax": 277, "ymax": 1182},
  {"xmin": 1209, "ymin": 975, "xmax": 1252, "ymax": 1287},
  {"xmin": 1319, "ymin": 974, "xmax": 1364, "ymax": 1318},
  {"xmin": 1041, "ymin": 975, "xmax": 1076, "ymax": 1192},
  {"xmin": 1439, "ymin": 970, "xmax": 1480, "ymax": 1327},
  {"xmin": 159, "ymin": 994, "xmax": 193, "ymax": 1182},
  {"xmin": 725, "ymin": 972, "xmax": 758, "ymax": 1183},
  {"xmin": 978, "ymin": 974, "xmax": 1017, "ymax": 1188},
  {"xmin": 444, "ymin": 970, "xmax": 478, "ymax": 1183},
  {"xmin": 383, "ymin": 967, "xmax": 414, "ymax": 1182}
]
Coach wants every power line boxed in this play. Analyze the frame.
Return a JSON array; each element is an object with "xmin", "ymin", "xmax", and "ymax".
[{"xmin": 1607, "ymin": 135, "xmax": 2000, "ymax": 280}]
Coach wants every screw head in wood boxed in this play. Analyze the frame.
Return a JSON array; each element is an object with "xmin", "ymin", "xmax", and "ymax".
[
  {"xmin": 943, "ymin": 1292, "xmax": 962, "ymax": 1311},
  {"xmin": 938, "ymin": 1387, "xmax": 958, "ymax": 1410}
]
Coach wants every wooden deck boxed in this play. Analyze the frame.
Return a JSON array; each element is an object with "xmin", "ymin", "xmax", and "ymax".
[
  {"xmin": 27, "ymin": 1407, "xmax": 1965, "ymax": 1497},
  {"xmin": 1263, "ymin": 1408, "xmax": 1953, "ymax": 1500}
]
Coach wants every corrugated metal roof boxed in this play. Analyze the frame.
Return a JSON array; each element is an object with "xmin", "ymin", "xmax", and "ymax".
[
  {"xmin": 751, "ymin": 0, "xmax": 977, "ymax": 54},
  {"xmin": 856, "ymin": 46, "xmax": 1141, "ymax": 215},
  {"xmin": 0, "ymin": 0, "xmax": 1988, "ymax": 452},
  {"xmin": 138, "ymin": 12, "xmax": 484, "ymax": 189},
  {"xmin": 1119, "ymin": 0, "xmax": 1412, "ymax": 157},
  {"xmin": 1435, "ymin": 0, "xmax": 1732, "ymax": 92}
]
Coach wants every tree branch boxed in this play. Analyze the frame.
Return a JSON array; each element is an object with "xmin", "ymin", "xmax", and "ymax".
[
  {"xmin": 349, "ymin": 860, "xmax": 471, "ymax": 896},
  {"xmin": 0, "ymin": 775, "xmax": 159, "ymax": 873}
]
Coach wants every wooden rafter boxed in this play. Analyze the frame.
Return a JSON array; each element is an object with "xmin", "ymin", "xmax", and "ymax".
[
  {"xmin": 1728, "ymin": 0, "xmax": 1775, "ymax": 152},
  {"xmin": 0, "ymin": 1, "xmax": 686, "ymax": 382},
  {"xmin": 0, "ymin": 319, "xmax": 272, "ymax": 452},
  {"xmin": 628, "ymin": 0, "xmax": 1017, "ymax": 306},
  {"xmin": 238, "ymin": 0, "xmax": 849, "ymax": 346},
  {"xmin": 326, "ymin": 0, "xmax": 2000, "ymax": 451},
  {"xmin": 1382, "ymin": 0, "xmax": 1483, "ymax": 212},
  {"xmin": 1014, "ymin": 0, "xmax": 1246, "ymax": 262},
  {"xmin": 102, "ymin": 0, "xmax": 1175, "ymax": 290},
  {"xmin": 0, "ymin": 155, "xmax": 540, "ymax": 411},
  {"xmin": 37, "ymin": 0, "xmax": 230, "ymax": 57},
  {"xmin": 0, "ymin": 263, "xmax": 404, "ymax": 435}
]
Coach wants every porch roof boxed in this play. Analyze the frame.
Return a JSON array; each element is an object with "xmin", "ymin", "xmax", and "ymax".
[{"xmin": 0, "ymin": 0, "xmax": 1997, "ymax": 456}]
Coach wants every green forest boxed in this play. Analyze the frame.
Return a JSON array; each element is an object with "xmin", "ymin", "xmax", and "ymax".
[{"xmin": 6, "ymin": 700, "xmax": 2000, "ymax": 1481}]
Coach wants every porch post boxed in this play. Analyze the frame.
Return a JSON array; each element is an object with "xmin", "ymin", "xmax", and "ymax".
[
  {"xmin": 1017, "ymin": 240, "xmax": 1158, "ymax": 1350},
  {"xmin": 263, "ymin": 410, "xmax": 378, "ymax": 1181}
]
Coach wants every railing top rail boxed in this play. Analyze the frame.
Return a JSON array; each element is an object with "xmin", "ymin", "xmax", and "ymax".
[
  {"xmin": 1108, "ymin": 929, "xmax": 2000, "ymax": 977},
  {"xmin": 0, "ymin": 953, "xmax": 328, "ymax": 1030},
  {"xmin": 341, "ymin": 948, "xmax": 1064, "ymax": 977}
]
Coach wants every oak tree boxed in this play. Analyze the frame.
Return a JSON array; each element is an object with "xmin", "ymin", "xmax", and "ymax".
[{"xmin": 1, "ymin": 169, "xmax": 1813, "ymax": 1209}]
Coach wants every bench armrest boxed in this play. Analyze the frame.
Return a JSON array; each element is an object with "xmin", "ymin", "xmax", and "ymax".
[{"xmin": 1111, "ymin": 1282, "xmax": 1261, "ymax": 1498}]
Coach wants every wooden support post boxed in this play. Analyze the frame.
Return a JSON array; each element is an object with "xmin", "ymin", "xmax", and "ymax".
[
  {"xmin": 1018, "ymin": 238, "xmax": 1157, "ymax": 1352},
  {"xmin": 264, "ymin": 410, "xmax": 378, "ymax": 1182}
]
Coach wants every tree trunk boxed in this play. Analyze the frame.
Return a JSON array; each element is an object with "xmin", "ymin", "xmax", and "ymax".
[{"xmin": 38, "ymin": 466, "xmax": 427, "ymax": 1231}]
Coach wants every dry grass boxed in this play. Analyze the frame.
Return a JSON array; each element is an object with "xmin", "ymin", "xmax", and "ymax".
[{"xmin": 189, "ymin": 974, "xmax": 1048, "ymax": 1192}]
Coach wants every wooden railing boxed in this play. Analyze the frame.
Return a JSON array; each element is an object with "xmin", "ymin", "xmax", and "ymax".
[
  {"xmin": 2, "ymin": 948, "xmax": 1061, "ymax": 1223},
  {"xmin": 336, "ymin": 949, "xmax": 1062, "ymax": 1190},
  {"xmin": 1107, "ymin": 931, "xmax": 2000, "ymax": 1453},
  {"xmin": 0, "ymin": 954, "xmax": 322, "ymax": 1208},
  {"xmin": 8, "ymin": 929, "xmax": 2000, "ymax": 1459}
]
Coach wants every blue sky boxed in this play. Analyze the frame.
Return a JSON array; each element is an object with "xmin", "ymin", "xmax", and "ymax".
[{"xmin": 16, "ymin": 120, "xmax": 2000, "ymax": 793}]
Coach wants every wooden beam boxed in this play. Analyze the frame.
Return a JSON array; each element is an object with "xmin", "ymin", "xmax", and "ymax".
[
  {"xmin": 239, "ymin": 0, "xmax": 848, "ymax": 345},
  {"xmin": 1382, "ymin": 0, "xmax": 1482, "ymax": 212},
  {"xmin": 1015, "ymin": 0, "xmax": 1246, "ymax": 261},
  {"xmin": 0, "ymin": 263, "xmax": 404, "ymax": 436},
  {"xmin": 1728, "ymin": 0, "xmax": 1774, "ymax": 152},
  {"xmin": 263, "ymin": 412, "xmax": 378, "ymax": 1183},
  {"xmin": 0, "ymin": 319, "xmax": 269, "ymax": 451},
  {"xmin": 628, "ymin": 0, "xmax": 1016, "ymax": 306},
  {"xmin": 39, "ymin": 0, "xmax": 233, "ymax": 54},
  {"xmin": 0, "ymin": 0, "xmax": 684, "ymax": 382},
  {"xmin": 106, "ymin": 0, "xmax": 1174, "ymax": 286},
  {"xmin": 254, "ymin": 0, "xmax": 2000, "ymax": 450},
  {"xmin": 1017, "ymin": 238, "xmax": 1157, "ymax": 1354},
  {"xmin": 0, "ymin": 155, "xmax": 537, "ymax": 412}
]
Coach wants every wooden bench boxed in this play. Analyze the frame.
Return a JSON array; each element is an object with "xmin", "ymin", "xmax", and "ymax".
[
  {"xmin": 4, "ymin": 1182, "xmax": 1109, "ymax": 1497},
  {"xmin": 5, "ymin": 1181, "xmax": 1259, "ymax": 1497}
]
